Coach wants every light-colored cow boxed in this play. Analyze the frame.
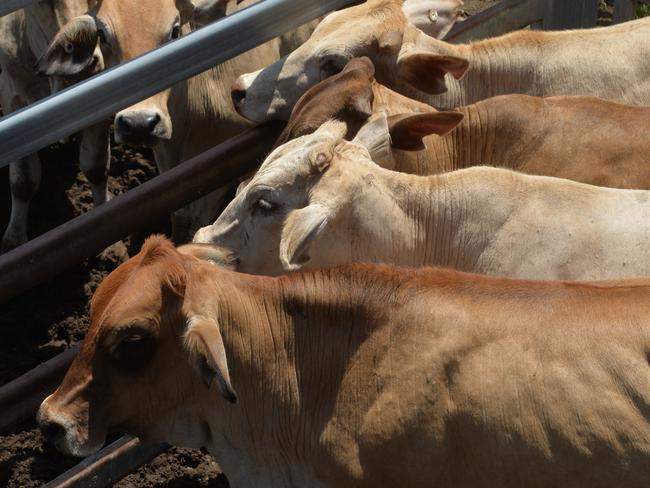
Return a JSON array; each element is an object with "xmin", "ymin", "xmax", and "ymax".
[
  {"xmin": 37, "ymin": 0, "xmax": 316, "ymax": 241},
  {"xmin": 275, "ymin": 57, "xmax": 650, "ymax": 189},
  {"xmin": 194, "ymin": 121, "xmax": 650, "ymax": 280},
  {"xmin": 0, "ymin": 0, "xmax": 109, "ymax": 252},
  {"xmin": 38, "ymin": 236, "xmax": 650, "ymax": 487},
  {"xmin": 232, "ymin": 0, "xmax": 650, "ymax": 122}
]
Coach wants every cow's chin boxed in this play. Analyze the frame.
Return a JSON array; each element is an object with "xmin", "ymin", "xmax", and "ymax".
[
  {"xmin": 236, "ymin": 97, "xmax": 292, "ymax": 124},
  {"xmin": 56, "ymin": 426, "xmax": 107, "ymax": 458}
]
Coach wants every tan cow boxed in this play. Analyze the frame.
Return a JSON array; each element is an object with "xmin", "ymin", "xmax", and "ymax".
[
  {"xmin": 194, "ymin": 121, "xmax": 650, "ymax": 280},
  {"xmin": 274, "ymin": 57, "xmax": 650, "ymax": 189},
  {"xmin": 37, "ymin": 0, "xmax": 315, "ymax": 241},
  {"xmin": 38, "ymin": 236, "xmax": 650, "ymax": 487},
  {"xmin": 0, "ymin": 0, "xmax": 109, "ymax": 252},
  {"xmin": 231, "ymin": 0, "xmax": 650, "ymax": 123}
]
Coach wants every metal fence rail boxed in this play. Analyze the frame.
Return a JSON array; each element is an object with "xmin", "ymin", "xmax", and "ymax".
[
  {"xmin": 0, "ymin": 0, "xmax": 39, "ymax": 17},
  {"xmin": 0, "ymin": 0, "xmax": 351, "ymax": 167},
  {"xmin": 0, "ymin": 121, "xmax": 283, "ymax": 305}
]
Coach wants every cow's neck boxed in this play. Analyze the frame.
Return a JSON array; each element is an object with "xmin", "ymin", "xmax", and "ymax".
[
  {"xmin": 353, "ymin": 165, "xmax": 520, "ymax": 272},
  {"xmin": 434, "ymin": 101, "xmax": 529, "ymax": 171},
  {"xmin": 198, "ymin": 269, "xmax": 382, "ymax": 487},
  {"xmin": 400, "ymin": 29, "xmax": 537, "ymax": 109}
]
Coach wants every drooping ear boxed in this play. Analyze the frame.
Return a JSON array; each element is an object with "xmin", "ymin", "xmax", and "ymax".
[
  {"xmin": 280, "ymin": 204, "xmax": 331, "ymax": 271},
  {"xmin": 184, "ymin": 315, "xmax": 237, "ymax": 403},
  {"xmin": 177, "ymin": 243, "xmax": 238, "ymax": 270},
  {"xmin": 396, "ymin": 49, "xmax": 469, "ymax": 95},
  {"xmin": 176, "ymin": 0, "xmax": 231, "ymax": 26},
  {"xmin": 352, "ymin": 112, "xmax": 396, "ymax": 169},
  {"xmin": 387, "ymin": 111, "xmax": 463, "ymax": 150},
  {"xmin": 36, "ymin": 15, "xmax": 99, "ymax": 77}
]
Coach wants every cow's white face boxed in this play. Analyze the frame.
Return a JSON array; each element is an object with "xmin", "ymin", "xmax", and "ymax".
[
  {"xmin": 193, "ymin": 121, "xmax": 379, "ymax": 275},
  {"xmin": 231, "ymin": 0, "xmax": 463, "ymax": 123},
  {"xmin": 38, "ymin": 0, "xmax": 231, "ymax": 146}
]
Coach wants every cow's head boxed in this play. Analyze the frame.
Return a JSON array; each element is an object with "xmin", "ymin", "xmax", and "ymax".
[
  {"xmin": 37, "ymin": 236, "xmax": 239, "ymax": 457},
  {"xmin": 274, "ymin": 57, "xmax": 463, "ymax": 168},
  {"xmin": 37, "ymin": 0, "xmax": 235, "ymax": 146},
  {"xmin": 231, "ymin": 0, "xmax": 467, "ymax": 123},
  {"xmin": 193, "ymin": 112, "xmax": 458, "ymax": 274}
]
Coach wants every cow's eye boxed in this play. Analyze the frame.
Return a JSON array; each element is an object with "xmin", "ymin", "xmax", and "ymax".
[
  {"xmin": 111, "ymin": 333, "xmax": 155, "ymax": 372},
  {"xmin": 252, "ymin": 198, "xmax": 280, "ymax": 215},
  {"xmin": 171, "ymin": 23, "xmax": 181, "ymax": 40}
]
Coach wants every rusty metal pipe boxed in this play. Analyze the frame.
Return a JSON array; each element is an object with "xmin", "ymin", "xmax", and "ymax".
[
  {"xmin": 0, "ymin": 121, "xmax": 283, "ymax": 305},
  {"xmin": 43, "ymin": 436, "xmax": 168, "ymax": 488}
]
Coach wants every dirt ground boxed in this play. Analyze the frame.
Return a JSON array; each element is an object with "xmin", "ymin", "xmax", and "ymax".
[{"xmin": 0, "ymin": 0, "xmax": 612, "ymax": 486}]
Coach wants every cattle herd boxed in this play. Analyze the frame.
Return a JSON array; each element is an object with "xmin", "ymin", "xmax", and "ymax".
[{"xmin": 2, "ymin": 0, "xmax": 650, "ymax": 486}]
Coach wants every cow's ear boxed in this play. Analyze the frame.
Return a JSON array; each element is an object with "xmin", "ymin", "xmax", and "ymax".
[
  {"xmin": 184, "ymin": 315, "xmax": 237, "ymax": 403},
  {"xmin": 280, "ymin": 204, "xmax": 331, "ymax": 271},
  {"xmin": 387, "ymin": 111, "xmax": 463, "ymax": 150},
  {"xmin": 176, "ymin": 0, "xmax": 230, "ymax": 26},
  {"xmin": 352, "ymin": 112, "xmax": 396, "ymax": 169},
  {"xmin": 36, "ymin": 15, "xmax": 99, "ymax": 77},
  {"xmin": 396, "ymin": 49, "xmax": 469, "ymax": 95}
]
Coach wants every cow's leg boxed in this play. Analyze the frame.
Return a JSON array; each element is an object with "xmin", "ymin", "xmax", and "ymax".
[
  {"xmin": 79, "ymin": 121, "xmax": 111, "ymax": 205},
  {"xmin": 2, "ymin": 153, "xmax": 42, "ymax": 252}
]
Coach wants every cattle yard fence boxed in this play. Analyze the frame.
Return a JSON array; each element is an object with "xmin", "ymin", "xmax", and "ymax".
[{"xmin": 0, "ymin": 0, "xmax": 638, "ymax": 486}]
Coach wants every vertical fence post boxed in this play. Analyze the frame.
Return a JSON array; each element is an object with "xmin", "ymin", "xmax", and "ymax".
[
  {"xmin": 613, "ymin": 0, "xmax": 638, "ymax": 22},
  {"xmin": 541, "ymin": 0, "xmax": 599, "ymax": 29}
]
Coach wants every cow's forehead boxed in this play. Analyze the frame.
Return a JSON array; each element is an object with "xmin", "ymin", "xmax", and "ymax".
[
  {"xmin": 254, "ymin": 127, "xmax": 345, "ymax": 178},
  {"xmin": 95, "ymin": 0, "xmax": 180, "ymax": 30},
  {"xmin": 312, "ymin": 1, "xmax": 404, "ymax": 40}
]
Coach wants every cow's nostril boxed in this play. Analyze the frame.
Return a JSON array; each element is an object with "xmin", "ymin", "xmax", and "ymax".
[
  {"xmin": 231, "ymin": 88, "xmax": 247, "ymax": 106},
  {"xmin": 145, "ymin": 113, "xmax": 161, "ymax": 131},
  {"xmin": 116, "ymin": 114, "xmax": 136, "ymax": 135},
  {"xmin": 40, "ymin": 419, "xmax": 65, "ymax": 444}
]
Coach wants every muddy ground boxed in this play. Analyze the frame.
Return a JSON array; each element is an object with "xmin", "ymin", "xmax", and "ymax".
[{"xmin": 0, "ymin": 0, "xmax": 617, "ymax": 486}]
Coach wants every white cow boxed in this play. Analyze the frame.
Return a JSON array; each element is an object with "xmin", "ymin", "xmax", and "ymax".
[
  {"xmin": 194, "ymin": 121, "xmax": 650, "ymax": 281},
  {"xmin": 231, "ymin": 0, "xmax": 650, "ymax": 122}
]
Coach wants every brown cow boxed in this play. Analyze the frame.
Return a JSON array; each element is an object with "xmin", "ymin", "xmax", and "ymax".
[
  {"xmin": 37, "ymin": 0, "xmax": 318, "ymax": 241},
  {"xmin": 39, "ymin": 236, "xmax": 650, "ymax": 487},
  {"xmin": 273, "ymin": 57, "xmax": 650, "ymax": 189}
]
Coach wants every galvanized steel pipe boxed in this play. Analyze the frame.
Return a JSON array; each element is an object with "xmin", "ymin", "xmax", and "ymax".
[
  {"xmin": 0, "ymin": 0, "xmax": 351, "ymax": 167},
  {"xmin": 0, "ymin": 0, "xmax": 40, "ymax": 17}
]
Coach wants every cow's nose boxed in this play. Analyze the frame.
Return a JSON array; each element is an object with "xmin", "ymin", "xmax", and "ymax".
[
  {"xmin": 231, "ymin": 78, "xmax": 247, "ymax": 107},
  {"xmin": 116, "ymin": 112, "xmax": 161, "ymax": 139},
  {"xmin": 39, "ymin": 418, "xmax": 66, "ymax": 445}
]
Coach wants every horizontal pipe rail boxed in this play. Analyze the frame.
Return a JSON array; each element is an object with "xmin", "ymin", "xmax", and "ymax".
[
  {"xmin": 0, "ymin": 0, "xmax": 39, "ymax": 17},
  {"xmin": 0, "ymin": 0, "xmax": 350, "ymax": 167},
  {"xmin": 0, "ymin": 121, "xmax": 284, "ymax": 305},
  {"xmin": 0, "ymin": 346, "xmax": 78, "ymax": 432},
  {"xmin": 43, "ymin": 436, "xmax": 168, "ymax": 488},
  {"xmin": 445, "ymin": 0, "xmax": 544, "ymax": 42}
]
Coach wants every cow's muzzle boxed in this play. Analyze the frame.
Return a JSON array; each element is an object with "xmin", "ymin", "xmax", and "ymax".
[{"xmin": 115, "ymin": 109, "xmax": 171, "ymax": 146}]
